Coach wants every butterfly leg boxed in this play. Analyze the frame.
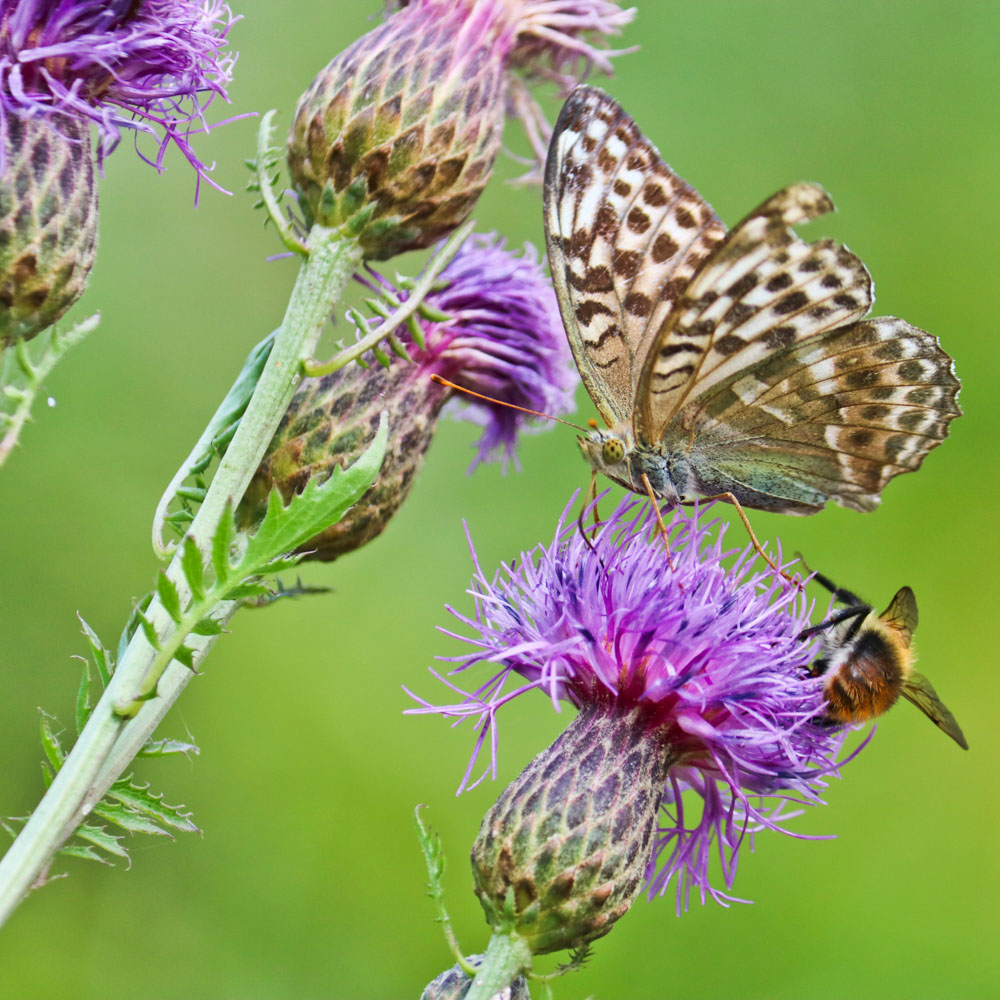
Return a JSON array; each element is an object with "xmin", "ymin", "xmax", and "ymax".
[
  {"xmin": 687, "ymin": 492, "xmax": 800, "ymax": 588},
  {"xmin": 640, "ymin": 473, "xmax": 677, "ymax": 574}
]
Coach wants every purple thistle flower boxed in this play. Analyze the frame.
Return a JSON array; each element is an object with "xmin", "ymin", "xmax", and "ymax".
[
  {"xmin": 0, "ymin": 0, "xmax": 238, "ymax": 188},
  {"xmin": 410, "ymin": 496, "xmax": 866, "ymax": 941},
  {"xmin": 239, "ymin": 233, "xmax": 576, "ymax": 562}
]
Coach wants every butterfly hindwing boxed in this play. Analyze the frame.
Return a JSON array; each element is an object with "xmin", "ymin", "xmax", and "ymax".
[
  {"xmin": 638, "ymin": 183, "xmax": 874, "ymax": 440},
  {"xmin": 543, "ymin": 85, "xmax": 725, "ymax": 427},
  {"xmin": 669, "ymin": 317, "xmax": 961, "ymax": 512}
]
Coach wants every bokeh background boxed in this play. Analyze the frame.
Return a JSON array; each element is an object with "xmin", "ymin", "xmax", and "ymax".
[{"xmin": 1, "ymin": 2, "xmax": 997, "ymax": 997}]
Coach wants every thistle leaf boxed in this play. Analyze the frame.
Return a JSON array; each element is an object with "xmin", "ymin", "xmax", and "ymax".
[
  {"xmin": 92, "ymin": 800, "xmax": 173, "ymax": 838},
  {"xmin": 74, "ymin": 823, "xmax": 129, "ymax": 860},
  {"xmin": 182, "ymin": 536, "xmax": 206, "ymax": 602},
  {"xmin": 190, "ymin": 617, "xmax": 225, "ymax": 636},
  {"xmin": 107, "ymin": 779, "xmax": 200, "ymax": 834},
  {"xmin": 138, "ymin": 737, "xmax": 200, "ymax": 759},
  {"xmin": 221, "ymin": 581, "xmax": 274, "ymax": 601},
  {"xmin": 117, "ymin": 592, "xmax": 154, "ymax": 663},
  {"xmin": 39, "ymin": 712, "xmax": 65, "ymax": 772},
  {"xmin": 230, "ymin": 412, "xmax": 387, "ymax": 581},
  {"xmin": 58, "ymin": 842, "xmax": 113, "ymax": 864},
  {"xmin": 75, "ymin": 657, "xmax": 93, "ymax": 734},
  {"xmin": 156, "ymin": 571, "xmax": 183, "ymax": 624},
  {"xmin": 78, "ymin": 615, "xmax": 112, "ymax": 687},
  {"xmin": 212, "ymin": 503, "xmax": 236, "ymax": 585}
]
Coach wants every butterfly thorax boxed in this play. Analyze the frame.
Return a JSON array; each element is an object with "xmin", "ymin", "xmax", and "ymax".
[{"xmin": 579, "ymin": 425, "xmax": 691, "ymax": 505}]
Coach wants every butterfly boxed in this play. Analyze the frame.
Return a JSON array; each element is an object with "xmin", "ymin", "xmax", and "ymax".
[{"xmin": 543, "ymin": 86, "xmax": 961, "ymax": 518}]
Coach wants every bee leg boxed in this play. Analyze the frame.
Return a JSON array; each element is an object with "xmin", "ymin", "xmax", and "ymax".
[
  {"xmin": 804, "ymin": 567, "xmax": 864, "ymax": 608},
  {"xmin": 797, "ymin": 605, "xmax": 869, "ymax": 641}
]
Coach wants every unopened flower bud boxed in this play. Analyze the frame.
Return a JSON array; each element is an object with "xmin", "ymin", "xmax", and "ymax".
[
  {"xmin": 287, "ymin": 0, "xmax": 635, "ymax": 258},
  {"xmin": 0, "ymin": 116, "xmax": 97, "ymax": 345},
  {"xmin": 237, "ymin": 234, "xmax": 575, "ymax": 561},
  {"xmin": 420, "ymin": 954, "xmax": 530, "ymax": 1000},
  {"xmin": 472, "ymin": 703, "xmax": 677, "ymax": 954}
]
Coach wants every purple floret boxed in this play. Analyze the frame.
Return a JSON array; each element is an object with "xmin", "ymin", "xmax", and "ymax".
[
  {"xmin": 362, "ymin": 233, "xmax": 577, "ymax": 471},
  {"xmin": 410, "ymin": 495, "xmax": 868, "ymax": 909},
  {"xmin": 0, "ymin": 0, "xmax": 237, "ymax": 186}
]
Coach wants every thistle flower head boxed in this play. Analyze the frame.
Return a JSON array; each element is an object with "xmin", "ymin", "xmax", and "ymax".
[
  {"xmin": 238, "ymin": 233, "xmax": 575, "ymax": 561},
  {"xmin": 0, "ymin": 0, "xmax": 237, "ymax": 185},
  {"xmin": 288, "ymin": 0, "xmax": 634, "ymax": 258},
  {"xmin": 411, "ymin": 497, "xmax": 863, "ymax": 949}
]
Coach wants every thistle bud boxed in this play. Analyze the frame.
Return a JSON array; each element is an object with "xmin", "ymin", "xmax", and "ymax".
[
  {"xmin": 420, "ymin": 955, "xmax": 530, "ymax": 1000},
  {"xmin": 287, "ymin": 0, "xmax": 635, "ymax": 258},
  {"xmin": 237, "ymin": 234, "xmax": 575, "ymax": 561},
  {"xmin": 472, "ymin": 703, "xmax": 677, "ymax": 954},
  {"xmin": 413, "ymin": 498, "xmax": 867, "ymax": 955},
  {"xmin": 0, "ymin": 115, "xmax": 97, "ymax": 345}
]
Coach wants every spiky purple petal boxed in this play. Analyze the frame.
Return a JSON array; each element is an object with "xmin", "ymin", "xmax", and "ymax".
[
  {"xmin": 411, "ymin": 495, "xmax": 866, "ymax": 909},
  {"xmin": 0, "ymin": 0, "xmax": 237, "ymax": 185}
]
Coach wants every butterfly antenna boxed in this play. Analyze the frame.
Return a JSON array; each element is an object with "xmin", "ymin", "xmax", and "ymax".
[
  {"xmin": 429, "ymin": 374, "xmax": 588, "ymax": 431},
  {"xmin": 686, "ymin": 492, "xmax": 801, "ymax": 589}
]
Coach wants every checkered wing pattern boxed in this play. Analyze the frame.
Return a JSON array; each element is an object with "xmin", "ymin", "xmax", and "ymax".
[{"xmin": 543, "ymin": 86, "xmax": 725, "ymax": 427}]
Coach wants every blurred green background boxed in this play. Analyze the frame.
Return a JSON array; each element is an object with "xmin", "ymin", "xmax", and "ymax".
[{"xmin": 1, "ymin": 2, "xmax": 997, "ymax": 997}]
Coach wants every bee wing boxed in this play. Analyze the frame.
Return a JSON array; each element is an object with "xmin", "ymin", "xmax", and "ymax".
[
  {"xmin": 880, "ymin": 586, "xmax": 918, "ymax": 644},
  {"xmin": 901, "ymin": 669, "xmax": 968, "ymax": 749}
]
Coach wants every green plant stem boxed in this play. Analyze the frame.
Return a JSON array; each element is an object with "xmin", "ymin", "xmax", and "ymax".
[
  {"xmin": 0, "ymin": 227, "xmax": 361, "ymax": 928},
  {"xmin": 464, "ymin": 932, "xmax": 532, "ymax": 1000},
  {"xmin": 0, "ymin": 315, "xmax": 101, "ymax": 468}
]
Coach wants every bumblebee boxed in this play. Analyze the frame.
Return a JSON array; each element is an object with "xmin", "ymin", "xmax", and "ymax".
[{"xmin": 799, "ymin": 570, "xmax": 967, "ymax": 749}]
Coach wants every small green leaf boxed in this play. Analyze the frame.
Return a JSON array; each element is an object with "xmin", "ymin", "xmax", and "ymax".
[
  {"xmin": 135, "ymin": 611, "xmax": 161, "ymax": 650},
  {"xmin": 116, "ymin": 593, "xmax": 154, "ymax": 663},
  {"xmin": 78, "ymin": 615, "xmax": 112, "ymax": 687},
  {"xmin": 182, "ymin": 536, "xmax": 206, "ymax": 602},
  {"xmin": 92, "ymin": 801, "xmax": 173, "ymax": 838},
  {"xmin": 230, "ymin": 413, "xmax": 387, "ymax": 584},
  {"xmin": 75, "ymin": 656, "xmax": 93, "ymax": 734},
  {"xmin": 58, "ymin": 842, "xmax": 113, "ymax": 865},
  {"xmin": 191, "ymin": 617, "xmax": 225, "ymax": 636},
  {"xmin": 212, "ymin": 503, "xmax": 236, "ymax": 584},
  {"xmin": 173, "ymin": 645, "xmax": 195, "ymax": 670},
  {"xmin": 74, "ymin": 823, "xmax": 129, "ymax": 859},
  {"xmin": 222, "ymin": 581, "xmax": 274, "ymax": 601},
  {"xmin": 39, "ymin": 712, "xmax": 65, "ymax": 772},
  {"xmin": 138, "ymin": 737, "xmax": 200, "ymax": 759},
  {"xmin": 156, "ymin": 571, "xmax": 183, "ymax": 624},
  {"xmin": 108, "ymin": 779, "xmax": 200, "ymax": 834},
  {"xmin": 176, "ymin": 486, "xmax": 207, "ymax": 502}
]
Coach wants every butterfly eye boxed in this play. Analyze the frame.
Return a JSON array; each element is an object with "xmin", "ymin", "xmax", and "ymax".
[{"xmin": 602, "ymin": 438, "xmax": 625, "ymax": 464}]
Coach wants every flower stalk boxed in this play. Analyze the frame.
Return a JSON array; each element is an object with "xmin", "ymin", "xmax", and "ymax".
[
  {"xmin": 463, "ymin": 931, "xmax": 533, "ymax": 1000},
  {"xmin": 0, "ymin": 123, "xmax": 364, "ymax": 924}
]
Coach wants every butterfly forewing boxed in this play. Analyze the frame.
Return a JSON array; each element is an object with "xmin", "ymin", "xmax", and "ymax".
[
  {"xmin": 543, "ymin": 85, "xmax": 725, "ymax": 427},
  {"xmin": 638, "ymin": 183, "xmax": 874, "ymax": 440},
  {"xmin": 672, "ymin": 317, "xmax": 961, "ymax": 512}
]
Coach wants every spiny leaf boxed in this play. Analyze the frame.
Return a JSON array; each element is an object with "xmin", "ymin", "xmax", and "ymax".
[
  {"xmin": 117, "ymin": 593, "xmax": 154, "ymax": 663},
  {"xmin": 135, "ymin": 610, "xmax": 161, "ymax": 650},
  {"xmin": 108, "ymin": 779, "xmax": 200, "ymax": 835},
  {"xmin": 231, "ymin": 413, "xmax": 387, "ymax": 582},
  {"xmin": 173, "ymin": 645, "xmax": 196, "ymax": 670},
  {"xmin": 222, "ymin": 581, "xmax": 274, "ymax": 601},
  {"xmin": 138, "ymin": 737, "xmax": 200, "ymax": 759},
  {"xmin": 212, "ymin": 503, "xmax": 236, "ymax": 585},
  {"xmin": 191, "ymin": 617, "xmax": 225, "ymax": 637},
  {"xmin": 182, "ymin": 536, "xmax": 206, "ymax": 602},
  {"xmin": 74, "ymin": 823, "xmax": 129, "ymax": 860},
  {"xmin": 58, "ymin": 842, "xmax": 113, "ymax": 864},
  {"xmin": 75, "ymin": 656, "xmax": 93, "ymax": 734},
  {"xmin": 415, "ymin": 805, "xmax": 446, "ymax": 890},
  {"xmin": 78, "ymin": 615, "xmax": 112, "ymax": 687},
  {"xmin": 91, "ymin": 801, "xmax": 173, "ymax": 838},
  {"xmin": 39, "ymin": 712, "xmax": 65, "ymax": 772},
  {"xmin": 156, "ymin": 571, "xmax": 183, "ymax": 624}
]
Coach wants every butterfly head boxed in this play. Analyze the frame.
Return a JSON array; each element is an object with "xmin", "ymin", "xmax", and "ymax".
[{"xmin": 579, "ymin": 426, "xmax": 633, "ymax": 484}]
